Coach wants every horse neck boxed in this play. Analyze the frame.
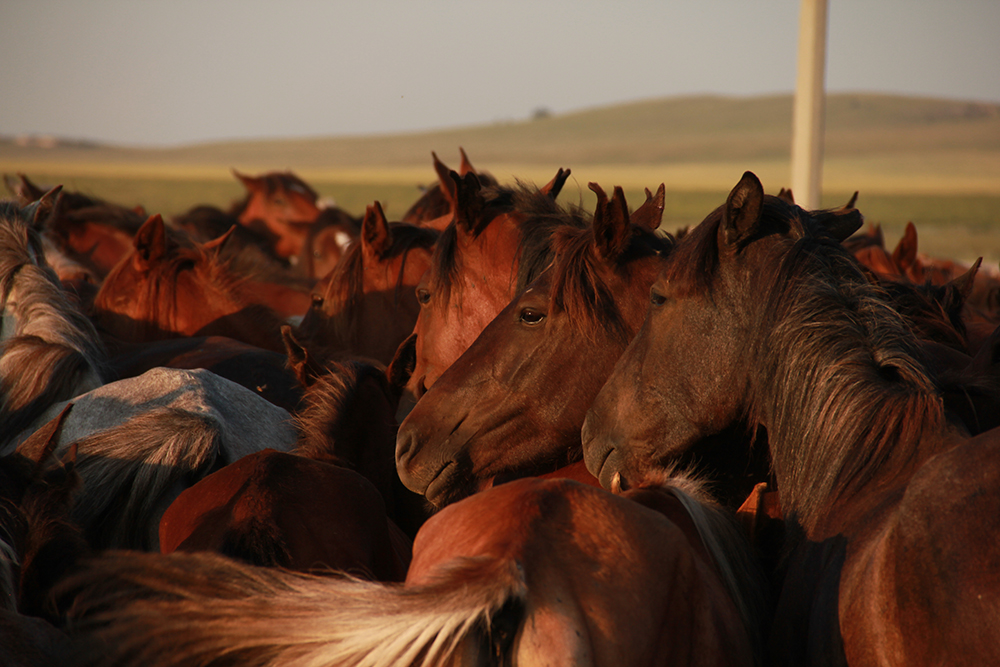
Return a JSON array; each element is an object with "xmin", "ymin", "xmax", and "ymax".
[{"xmin": 749, "ymin": 244, "xmax": 952, "ymax": 538}]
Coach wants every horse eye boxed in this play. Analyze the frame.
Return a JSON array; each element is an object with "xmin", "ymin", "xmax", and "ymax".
[
  {"xmin": 416, "ymin": 288, "xmax": 431, "ymax": 305},
  {"xmin": 311, "ymin": 294, "xmax": 324, "ymax": 306},
  {"xmin": 650, "ymin": 291, "xmax": 669, "ymax": 307},
  {"xmin": 519, "ymin": 308, "xmax": 546, "ymax": 325}
]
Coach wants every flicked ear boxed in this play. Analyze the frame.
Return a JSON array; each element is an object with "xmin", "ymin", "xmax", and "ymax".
[
  {"xmin": 21, "ymin": 185, "xmax": 63, "ymax": 231},
  {"xmin": 202, "ymin": 224, "xmax": 237, "ymax": 255},
  {"xmin": 361, "ymin": 201, "xmax": 393, "ymax": 259},
  {"xmin": 631, "ymin": 183, "xmax": 665, "ymax": 231},
  {"xmin": 723, "ymin": 171, "xmax": 764, "ymax": 247},
  {"xmin": 431, "ymin": 152, "xmax": 457, "ymax": 212},
  {"xmin": 540, "ymin": 167, "xmax": 571, "ymax": 200},
  {"xmin": 458, "ymin": 147, "xmax": 476, "ymax": 176},
  {"xmin": 133, "ymin": 214, "xmax": 169, "ymax": 266},
  {"xmin": 387, "ymin": 332, "xmax": 418, "ymax": 400},
  {"xmin": 14, "ymin": 402, "xmax": 74, "ymax": 467},
  {"xmin": 814, "ymin": 205, "xmax": 864, "ymax": 243},
  {"xmin": 590, "ymin": 183, "xmax": 632, "ymax": 262},
  {"xmin": 281, "ymin": 324, "xmax": 319, "ymax": 388},
  {"xmin": 892, "ymin": 221, "xmax": 919, "ymax": 272},
  {"xmin": 232, "ymin": 168, "xmax": 260, "ymax": 192}
]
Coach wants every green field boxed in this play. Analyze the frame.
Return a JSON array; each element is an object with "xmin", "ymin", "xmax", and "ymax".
[{"xmin": 4, "ymin": 92, "xmax": 1000, "ymax": 265}]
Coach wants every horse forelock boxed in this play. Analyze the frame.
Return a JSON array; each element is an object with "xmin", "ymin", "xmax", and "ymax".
[
  {"xmin": 550, "ymin": 223, "xmax": 667, "ymax": 347},
  {"xmin": 294, "ymin": 360, "xmax": 392, "ymax": 465},
  {"xmin": 755, "ymin": 233, "xmax": 944, "ymax": 531}
]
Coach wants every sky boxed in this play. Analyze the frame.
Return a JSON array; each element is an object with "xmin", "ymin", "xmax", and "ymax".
[{"xmin": 2, "ymin": 0, "xmax": 998, "ymax": 147}]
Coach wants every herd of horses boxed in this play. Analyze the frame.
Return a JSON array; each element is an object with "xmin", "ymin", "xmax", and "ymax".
[{"xmin": 1, "ymin": 150, "xmax": 998, "ymax": 666}]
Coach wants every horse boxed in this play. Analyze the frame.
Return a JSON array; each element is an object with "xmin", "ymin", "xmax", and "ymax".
[
  {"xmin": 10, "ymin": 366, "xmax": 298, "ymax": 552},
  {"xmin": 395, "ymin": 184, "xmax": 673, "ymax": 508},
  {"xmin": 295, "ymin": 201, "xmax": 439, "ymax": 366},
  {"xmin": 399, "ymin": 167, "xmax": 574, "ymax": 418},
  {"xmin": 6, "ymin": 173, "xmax": 146, "ymax": 279},
  {"xmin": 60, "ymin": 474, "xmax": 766, "ymax": 667},
  {"xmin": 299, "ymin": 205, "xmax": 362, "ymax": 280},
  {"xmin": 0, "ymin": 195, "xmax": 109, "ymax": 447},
  {"xmin": 0, "ymin": 408, "xmax": 81, "ymax": 665},
  {"xmin": 581, "ymin": 171, "xmax": 1000, "ymax": 666},
  {"xmin": 158, "ymin": 349, "xmax": 419, "ymax": 577},
  {"xmin": 230, "ymin": 169, "xmax": 322, "ymax": 260},
  {"xmin": 92, "ymin": 214, "xmax": 290, "ymax": 353}
]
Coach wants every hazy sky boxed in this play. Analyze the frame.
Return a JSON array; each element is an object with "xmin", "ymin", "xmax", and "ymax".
[{"xmin": 2, "ymin": 0, "xmax": 998, "ymax": 147}]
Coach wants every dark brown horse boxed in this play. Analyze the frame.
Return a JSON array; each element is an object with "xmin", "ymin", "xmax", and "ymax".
[
  {"xmin": 400, "ymin": 168, "xmax": 573, "ymax": 417},
  {"xmin": 61, "ymin": 474, "xmax": 766, "ymax": 667},
  {"xmin": 582, "ymin": 171, "xmax": 1000, "ymax": 666},
  {"xmin": 396, "ymin": 184, "xmax": 670, "ymax": 507},
  {"xmin": 296, "ymin": 202, "xmax": 438, "ymax": 365}
]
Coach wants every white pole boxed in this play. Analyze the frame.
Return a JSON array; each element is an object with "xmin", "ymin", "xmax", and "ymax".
[{"xmin": 791, "ymin": 0, "xmax": 828, "ymax": 210}]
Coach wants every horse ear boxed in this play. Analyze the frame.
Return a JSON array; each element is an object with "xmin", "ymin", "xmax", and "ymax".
[
  {"xmin": 776, "ymin": 187, "xmax": 795, "ymax": 204},
  {"xmin": 13, "ymin": 173, "xmax": 48, "ymax": 204},
  {"xmin": 430, "ymin": 153, "xmax": 457, "ymax": 212},
  {"xmin": 361, "ymin": 201, "xmax": 393, "ymax": 259},
  {"xmin": 202, "ymin": 224, "xmax": 237, "ymax": 255},
  {"xmin": 21, "ymin": 185, "xmax": 64, "ymax": 231},
  {"xmin": 232, "ymin": 169, "xmax": 260, "ymax": 193},
  {"xmin": 458, "ymin": 147, "xmax": 476, "ymax": 176},
  {"xmin": 15, "ymin": 403, "xmax": 74, "ymax": 467},
  {"xmin": 281, "ymin": 325, "xmax": 319, "ymax": 388},
  {"xmin": 133, "ymin": 214, "xmax": 169, "ymax": 266},
  {"xmin": 590, "ymin": 183, "xmax": 632, "ymax": 262},
  {"xmin": 892, "ymin": 222, "xmax": 920, "ymax": 278},
  {"xmin": 948, "ymin": 257, "xmax": 981, "ymax": 303},
  {"xmin": 631, "ymin": 183, "xmax": 665, "ymax": 231},
  {"xmin": 387, "ymin": 332, "xmax": 418, "ymax": 400},
  {"xmin": 814, "ymin": 206, "xmax": 864, "ymax": 243},
  {"xmin": 723, "ymin": 171, "xmax": 764, "ymax": 246},
  {"xmin": 540, "ymin": 168, "xmax": 571, "ymax": 200},
  {"xmin": 453, "ymin": 171, "xmax": 484, "ymax": 233}
]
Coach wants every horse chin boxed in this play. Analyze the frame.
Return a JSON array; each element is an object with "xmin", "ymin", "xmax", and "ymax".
[{"xmin": 423, "ymin": 460, "xmax": 477, "ymax": 508}]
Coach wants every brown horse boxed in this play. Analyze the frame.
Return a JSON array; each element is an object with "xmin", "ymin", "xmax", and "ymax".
[
  {"xmin": 60, "ymin": 474, "xmax": 766, "ymax": 667},
  {"xmin": 399, "ymin": 168, "xmax": 574, "ymax": 418},
  {"xmin": 296, "ymin": 202, "xmax": 439, "ymax": 365},
  {"xmin": 7, "ymin": 173, "xmax": 145, "ymax": 279},
  {"xmin": 92, "ymin": 214, "xmax": 289, "ymax": 353},
  {"xmin": 395, "ymin": 184, "xmax": 670, "ymax": 507},
  {"xmin": 231, "ymin": 169, "xmax": 322, "ymax": 260},
  {"xmin": 582, "ymin": 171, "xmax": 1000, "ymax": 666}
]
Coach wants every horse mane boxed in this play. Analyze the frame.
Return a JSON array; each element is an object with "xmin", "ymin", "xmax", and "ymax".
[
  {"xmin": 750, "ymin": 216, "xmax": 944, "ymax": 529},
  {"xmin": 549, "ymin": 220, "xmax": 670, "ymax": 348},
  {"xmin": 0, "ymin": 203, "xmax": 108, "ymax": 446},
  {"xmin": 61, "ymin": 550, "xmax": 526, "ymax": 667},
  {"xmin": 634, "ymin": 467, "xmax": 769, "ymax": 665},
  {"xmin": 316, "ymin": 222, "xmax": 438, "ymax": 350},
  {"xmin": 294, "ymin": 358, "xmax": 395, "ymax": 466},
  {"xmin": 428, "ymin": 182, "xmax": 586, "ymax": 307}
]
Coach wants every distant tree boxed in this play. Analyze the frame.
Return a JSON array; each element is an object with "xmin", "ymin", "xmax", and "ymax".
[{"xmin": 532, "ymin": 106, "xmax": 552, "ymax": 120}]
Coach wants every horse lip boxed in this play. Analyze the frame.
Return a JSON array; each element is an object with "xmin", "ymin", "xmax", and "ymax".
[
  {"xmin": 594, "ymin": 447, "xmax": 623, "ymax": 491},
  {"xmin": 424, "ymin": 460, "xmax": 460, "ymax": 507}
]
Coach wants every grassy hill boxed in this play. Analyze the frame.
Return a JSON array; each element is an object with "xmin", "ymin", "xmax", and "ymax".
[{"xmin": 3, "ymin": 92, "xmax": 1000, "ymax": 263}]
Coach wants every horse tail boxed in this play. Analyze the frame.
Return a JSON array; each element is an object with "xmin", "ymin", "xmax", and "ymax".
[{"xmin": 62, "ymin": 549, "xmax": 528, "ymax": 667}]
